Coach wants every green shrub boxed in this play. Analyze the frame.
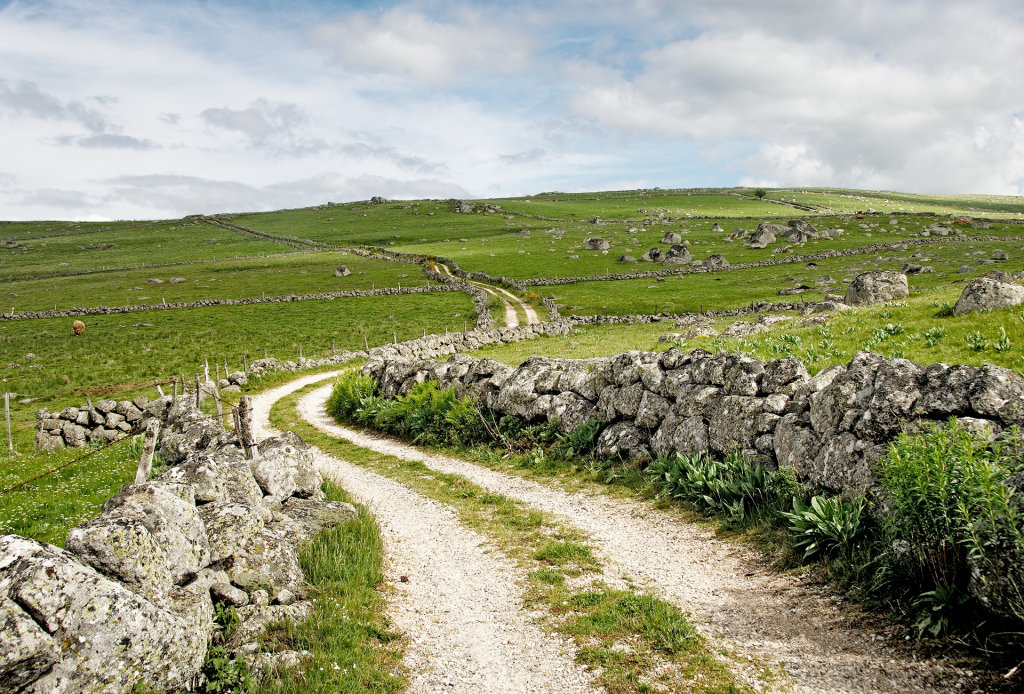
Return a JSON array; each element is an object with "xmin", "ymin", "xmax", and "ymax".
[
  {"xmin": 647, "ymin": 450, "xmax": 795, "ymax": 521},
  {"xmin": 325, "ymin": 372, "xmax": 379, "ymax": 421},
  {"xmin": 782, "ymin": 495, "xmax": 864, "ymax": 559},
  {"xmin": 876, "ymin": 420, "xmax": 1024, "ymax": 640},
  {"xmin": 554, "ymin": 418, "xmax": 603, "ymax": 459},
  {"xmin": 328, "ymin": 376, "xmax": 488, "ymax": 447}
]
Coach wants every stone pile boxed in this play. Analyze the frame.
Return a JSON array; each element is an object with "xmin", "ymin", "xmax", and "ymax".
[
  {"xmin": 361, "ymin": 348, "xmax": 1024, "ymax": 496},
  {"xmin": 4, "ymin": 396, "xmax": 356, "ymax": 693},
  {"xmin": 35, "ymin": 397, "xmax": 151, "ymax": 450}
]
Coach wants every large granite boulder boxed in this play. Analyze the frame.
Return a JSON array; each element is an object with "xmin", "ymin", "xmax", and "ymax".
[
  {"xmin": 747, "ymin": 228, "xmax": 776, "ymax": 249},
  {"xmin": 953, "ymin": 277, "xmax": 1024, "ymax": 315},
  {"xmin": 65, "ymin": 483, "xmax": 210, "ymax": 607},
  {"xmin": 584, "ymin": 237, "xmax": 610, "ymax": 251},
  {"xmin": 0, "ymin": 535, "xmax": 206, "ymax": 694},
  {"xmin": 843, "ymin": 271, "xmax": 908, "ymax": 306},
  {"xmin": 254, "ymin": 433, "xmax": 323, "ymax": 502},
  {"xmin": 702, "ymin": 254, "xmax": 730, "ymax": 270}
]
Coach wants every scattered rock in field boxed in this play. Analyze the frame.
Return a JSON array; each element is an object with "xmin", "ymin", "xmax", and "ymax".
[
  {"xmin": 960, "ymin": 265, "xmax": 974, "ymax": 273},
  {"xmin": 147, "ymin": 278, "xmax": 164, "ymax": 284},
  {"xmin": 618, "ymin": 255, "xmax": 637, "ymax": 263},
  {"xmin": 815, "ymin": 275, "xmax": 835, "ymax": 286},
  {"xmin": 663, "ymin": 244, "xmax": 692, "ymax": 265},
  {"xmin": 711, "ymin": 223, "xmax": 723, "ymax": 233},
  {"xmin": 515, "ymin": 229, "xmax": 530, "ymax": 237},
  {"xmin": 335, "ymin": 266, "xmax": 351, "ymax": 277},
  {"xmin": 168, "ymin": 277, "xmax": 186, "ymax": 284},
  {"xmin": 584, "ymin": 237, "xmax": 610, "ymax": 250},
  {"xmin": 747, "ymin": 228, "xmax": 776, "ymax": 249},
  {"xmin": 660, "ymin": 231, "xmax": 682, "ymax": 244},
  {"xmin": 953, "ymin": 277, "xmax": 1024, "ymax": 315},
  {"xmin": 843, "ymin": 271, "xmax": 909, "ymax": 306},
  {"xmin": 702, "ymin": 254, "xmax": 730, "ymax": 270},
  {"xmin": 641, "ymin": 248, "xmax": 664, "ymax": 262},
  {"xmin": 681, "ymin": 325, "xmax": 719, "ymax": 339},
  {"xmin": 993, "ymin": 250, "xmax": 1009, "ymax": 261}
]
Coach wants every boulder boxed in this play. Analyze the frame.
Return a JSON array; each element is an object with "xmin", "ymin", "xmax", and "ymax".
[
  {"xmin": 761, "ymin": 357, "xmax": 810, "ymax": 395},
  {"xmin": 548, "ymin": 392, "xmax": 597, "ymax": 433},
  {"xmin": 595, "ymin": 422, "xmax": 650, "ymax": 461},
  {"xmin": 65, "ymin": 483, "xmax": 211, "ymax": 606},
  {"xmin": 0, "ymin": 595, "xmax": 61, "ymax": 691},
  {"xmin": 843, "ymin": 271, "xmax": 909, "ymax": 306},
  {"xmin": 335, "ymin": 266, "xmax": 351, "ymax": 277},
  {"xmin": 226, "ymin": 526, "xmax": 304, "ymax": 596},
  {"xmin": 280, "ymin": 498, "xmax": 358, "ymax": 543},
  {"xmin": 584, "ymin": 237, "xmax": 610, "ymax": 251},
  {"xmin": 94, "ymin": 399, "xmax": 117, "ymax": 414},
  {"xmin": 0, "ymin": 535, "xmax": 207, "ymax": 694},
  {"xmin": 660, "ymin": 232, "xmax": 682, "ymax": 244},
  {"xmin": 747, "ymin": 229, "xmax": 776, "ymax": 249},
  {"xmin": 702, "ymin": 254, "xmax": 730, "ymax": 270},
  {"xmin": 198, "ymin": 501, "xmax": 265, "ymax": 563},
  {"xmin": 953, "ymin": 277, "xmax": 1024, "ymax": 315},
  {"xmin": 640, "ymin": 248, "xmax": 664, "ymax": 262},
  {"xmin": 664, "ymin": 244, "xmax": 692, "ymax": 263},
  {"xmin": 618, "ymin": 255, "xmax": 637, "ymax": 263},
  {"xmin": 707, "ymin": 396, "xmax": 763, "ymax": 455},
  {"xmin": 254, "ymin": 433, "xmax": 324, "ymax": 501}
]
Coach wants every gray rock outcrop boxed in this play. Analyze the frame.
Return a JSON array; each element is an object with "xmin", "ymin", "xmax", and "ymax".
[
  {"xmin": 843, "ymin": 271, "xmax": 909, "ymax": 306},
  {"xmin": 953, "ymin": 277, "xmax": 1024, "ymax": 315},
  {"xmin": 584, "ymin": 237, "xmax": 610, "ymax": 251}
]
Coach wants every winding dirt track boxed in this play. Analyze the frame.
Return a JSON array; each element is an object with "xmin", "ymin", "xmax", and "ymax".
[
  {"xmin": 250, "ymin": 373, "xmax": 599, "ymax": 694},
  {"xmin": 254, "ymin": 371, "xmax": 975, "ymax": 694}
]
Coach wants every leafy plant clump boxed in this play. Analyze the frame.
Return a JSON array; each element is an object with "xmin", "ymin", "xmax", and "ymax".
[
  {"xmin": 647, "ymin": 450, "xmax": 796, "ymax": 522},
  {"xmin": 782, "ymin": 495, "xmax": 864, "ymax": 559}
]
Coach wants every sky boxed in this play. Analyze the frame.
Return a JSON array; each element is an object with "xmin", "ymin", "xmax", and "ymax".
[{"xmin": 1, "ymin": 0, "xmax": 1023, "ymax": 221}]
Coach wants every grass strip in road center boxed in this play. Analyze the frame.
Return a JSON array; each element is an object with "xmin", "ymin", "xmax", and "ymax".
[{"xmin": 270, "ymin": 381, "xmax": 757, "ymax": 694}]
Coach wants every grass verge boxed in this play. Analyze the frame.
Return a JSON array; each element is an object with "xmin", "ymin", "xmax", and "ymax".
[
  {"xmin": 271, "ymin": 380, "xmax": 759, "ymax": 694},
  {"xmin": 255, "ymin": 481, "xmax": 405, "ymax": 694}
]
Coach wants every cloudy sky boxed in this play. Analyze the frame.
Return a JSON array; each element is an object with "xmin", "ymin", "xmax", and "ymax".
[{"xmin": 2, "ymin": 0, "xmax": 1023, "ymax": 220}]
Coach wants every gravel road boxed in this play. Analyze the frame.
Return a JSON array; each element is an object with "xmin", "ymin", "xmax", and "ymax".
[
  {"xmin": 250, "ymin": 373, "xmax": 600, "ymax": 694},
  {"xmin": 284, "ymin": 376, "xmax": 977, "ymax": 694}
]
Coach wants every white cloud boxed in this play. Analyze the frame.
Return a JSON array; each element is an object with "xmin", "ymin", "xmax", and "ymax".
[{"xmin": 309, "ymin": 7, "xmax": 535, "ymax": 85}]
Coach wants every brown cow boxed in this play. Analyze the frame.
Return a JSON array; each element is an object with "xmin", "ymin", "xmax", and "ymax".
[{"xmin": 72, "ymin": 320, "xmax": 85, "ymax": 336}]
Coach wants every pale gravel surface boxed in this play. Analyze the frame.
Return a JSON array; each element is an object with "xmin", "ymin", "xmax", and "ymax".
[
  {"xmin": 250, "ymin": 373, "xmax": 601, "ymax": 694},
  {"xmin": 475, "ymin": 284, "xmax": 520, "ymax": 328},
  {"xmin": 287, "ymin": 377, "xmax": 977, "ymax": 694},
  {"xmin": 491, "ymin": 284, "xmax": 541, "ymax": 325}
]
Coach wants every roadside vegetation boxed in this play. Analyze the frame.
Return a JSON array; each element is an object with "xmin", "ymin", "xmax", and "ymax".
[
  {"xmin": 279, "ymin": 381, "xmax": 759, "ymax": 694},
  {"xmin": 324, "ymin": 372, "xmax": 1024, "ymax": 679}
]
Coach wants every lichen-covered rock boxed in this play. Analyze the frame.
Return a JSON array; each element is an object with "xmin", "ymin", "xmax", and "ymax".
[
  {"xmin": 853, "ymin": 358, "xmax": 924, "ymax": 441},
  {"xmin": 968, "ymin": 364, "xmax": 1024, "ymax": 426},
  {"xmin": 916, "ymin": 363, "xmax": 977, "ymax": 417},
  {"xmin": 810, "ymin": 352, "xmax": 886, "ymax": 437},
  {"xmin": 549, "ymin": 392, "xmax": 597, "ymax": 433},
  {"xmin": 253, "ymin": 433, "xmax": 323, "ymax": 501},
  {"xmin": 595, "ymin": 422, "xmax": 650, "ymax": 461},
  {"xmin": 634, "ymin": 390, "xmax": 671, "ymax": 429},
  {"xmin": 761, "ymin": 357, "xmax": 810, "ymax": 395},
  {"xmin": 199, "ymin": 502, "xmax": 265, "ymax": 563},
  {"xmin": 584, "ymin": 237, "xmax": 610, "ymax": 250},
  {"xmin": 614, "ymin": 382, "xmax": 647, "ymax": 418},
  {"xmin": 723, "ymin": 356, "xmax": 764, "ymax": 396},
  {"xmin": 65, "ymin": 483, "xmax": 210, "ymax": 605},
  {"xmin": 226, "ymin": 526, "xmax": 303, "ymax": 596},
  {"xmin": 843, "ymin": 271, "xmax": 908, "ymax": 306},
  {"xmin": 708, "ymin": 396, "xmax": 763, "ymax": 455},
  {"xmin": 702, "ymin": 254, "xmax": 729, "ymax": 270},
  {"xmin": 0, "ymin": 595, "xmax": 61, "ymax": 691},
  {"xmin": 280, "ymin": 498, "xmax": 358, "ymax": 543},
  {"xmin": 660, "ymin": 231, "xmax": 682, "ymax": 244},
  {"xmin": 953, "ymin": 277, "xmax": 1024, "ymax": 315},
  {"xmin": 0, "ymin": 535, "xmax": 206, "ymax": 694},
  {"xmin": 747, "ymin": 228, "xmax": 775, "ymax": 249},
  {"xmin": 228, "ymin": 602, "xmax": 311, "ymax": 649}
]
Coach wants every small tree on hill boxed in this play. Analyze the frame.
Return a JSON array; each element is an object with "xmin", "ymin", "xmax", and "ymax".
[{"xmin": 754, "ymin": 188, "xmax": 767, "ymax": 199}]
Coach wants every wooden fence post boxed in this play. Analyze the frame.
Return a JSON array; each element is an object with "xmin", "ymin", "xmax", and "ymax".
[
  {"xmin": 134, "ymin": 419, "xmax": 160, "ymax": 485},
  {"xmin": 236, "ymin": 396, "xmax": 259, "ymax": 460},
  {"xmin": 195, "ymin": 374, "xmax": 201, "ymax": 409},
  {"xmin": 213, "ymin": 379, "xmax": 224, "ymax": 423},
  {"xmin": 363, "ymin": 335, "xmax": 369, "ymax": 351},
  {"xmin": 4, "ymin": 393, "xmax": 12, "ymax": 455}
]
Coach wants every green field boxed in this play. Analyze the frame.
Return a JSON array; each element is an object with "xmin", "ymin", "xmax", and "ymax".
[{"xmin": 4, "ymin": 184, "xmax": 1024, "ymax": 545}]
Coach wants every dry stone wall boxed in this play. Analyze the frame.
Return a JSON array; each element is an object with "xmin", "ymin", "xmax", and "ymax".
[
  {"xmin": 360, "ymin": 347, "xmax": 1024, "ymax": 496},
  {"xmin": 5, "ymin": 395, "xmax": 357, "ymax": 693}
]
